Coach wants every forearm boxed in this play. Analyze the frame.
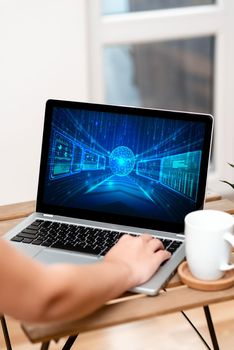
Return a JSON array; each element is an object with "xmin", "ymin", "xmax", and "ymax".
[
  {"xmin": 0, "ymin": 239, "xmax": 132, "ymax": 323},
  {"xmin": 36, "ymin": 261, "xmax": 132, "ymax": 323}
]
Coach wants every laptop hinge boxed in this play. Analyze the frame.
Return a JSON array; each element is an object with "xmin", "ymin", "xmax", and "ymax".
[
  {"xmin": 43, "ymin": 214, "xmax": 54, "ymax": 218},
  {"xmin": 176, "ymin": 233, "xmax": 184, "ymax": 238}
]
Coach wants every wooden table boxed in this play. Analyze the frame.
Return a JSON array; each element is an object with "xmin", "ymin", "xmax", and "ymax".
[{"xmin": 0, "ymin": 197, "xmax": 234, "ymax": 350}]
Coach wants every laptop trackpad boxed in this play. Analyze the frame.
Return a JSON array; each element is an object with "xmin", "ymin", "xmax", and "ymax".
[{"xmin": 35, "ymin": 249, "xmax": 99, "ymax": 265}]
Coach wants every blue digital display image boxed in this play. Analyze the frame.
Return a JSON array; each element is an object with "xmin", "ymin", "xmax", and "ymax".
[
  {"xmin": 109, "ymin": 146, "xmax": 135, "ymax": 176},
  {"xmin": 44, "ymin": 107, "xmax": 206, "ymax": 223}
]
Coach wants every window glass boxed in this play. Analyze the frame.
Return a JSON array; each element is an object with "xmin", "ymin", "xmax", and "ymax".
[
  {"xmin": 103, "ymin": 36, "xmax": 214, "ymax": 115},
  {"xmin": 102, "ymin": 0, "xmax": 215, "ymax": 15}
]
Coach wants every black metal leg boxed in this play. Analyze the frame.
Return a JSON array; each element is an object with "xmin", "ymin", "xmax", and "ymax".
[
  {"xmin": 40, "ymin": 334, "xmax": 78, "ymax": 350},
  {"xmin": 181, "ymin": 311, "xmax": 212, "ymax": 350},
  {"xmin": 61, "ymin": 334, "xmax": 79, "ymax": 350},
  {"xmin": 40, "ymin": 341, "xmax": 51, "ymax": 350},
  {"xmin": 0, "ymin": 315, "xmax": 12, "ymax": 350},
  {"xmin": 203, "ymin": 305, "xmax": 220, "ymax": 350}
]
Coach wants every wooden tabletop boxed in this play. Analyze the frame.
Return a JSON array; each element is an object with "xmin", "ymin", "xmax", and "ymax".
[{"xmin": 0, "ymin": 196, "xmax": 234, "ymax": 344}]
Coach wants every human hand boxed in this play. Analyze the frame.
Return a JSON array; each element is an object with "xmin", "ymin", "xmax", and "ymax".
[{"xmin": 104, "ymin": 234, "xmax": 171, "ymax": 288}]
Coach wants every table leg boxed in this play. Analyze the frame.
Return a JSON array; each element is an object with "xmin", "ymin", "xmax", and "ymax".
[
  {"xmin": 203, "ymin": 305, "xmax": 220, "ymax": 350},
  {"xmin": 181, "ymin": 311, "xmax": 212, "ymax": 349},
  {"xmin": 0, "ymin": 315, "xmax": 12, "ymax": 350},
  {"xmin": 41, "ymin": 341, "xmax": 51, "ymax": 350},
  {"xmin": 61, "ymin": 334, "xmax": 79, "ymax": 350}
]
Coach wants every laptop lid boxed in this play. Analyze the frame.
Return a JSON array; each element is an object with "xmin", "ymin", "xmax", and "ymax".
[{"xmin": 36, "ymin": 99, "xmax": 213, "ymax": 234}]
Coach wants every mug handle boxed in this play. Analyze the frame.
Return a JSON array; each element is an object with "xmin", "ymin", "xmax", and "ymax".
[{"xmin": 220, "ymin": 232, "xmax": 234, "ymax": 271}]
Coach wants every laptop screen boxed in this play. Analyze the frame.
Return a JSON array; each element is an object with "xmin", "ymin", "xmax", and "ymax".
[{"xmin": 37, "ymin": 100, "xmax": 213, "ymax": 233}]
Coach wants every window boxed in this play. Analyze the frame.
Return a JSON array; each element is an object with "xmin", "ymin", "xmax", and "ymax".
[
  {"xmin": 102, "ymin": 0, "xmax": 215, "ymax": 15},
  {"xmin": 103, "ymin": 37, "xmax": 214, "ymax": 114},
  {"xmin": 86, "ymin": 0, "xmax": 234, "ymax": 193}
]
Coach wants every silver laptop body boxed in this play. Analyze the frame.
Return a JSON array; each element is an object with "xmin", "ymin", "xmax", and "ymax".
[{"xmin": 4, "ymin": 100, "xmax": 213, "ymax": 295}]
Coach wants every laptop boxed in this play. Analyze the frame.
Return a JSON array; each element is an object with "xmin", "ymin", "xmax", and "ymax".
[{"xmin": 4, "ymin": 99, "xmax": 213, "ymax": 295}]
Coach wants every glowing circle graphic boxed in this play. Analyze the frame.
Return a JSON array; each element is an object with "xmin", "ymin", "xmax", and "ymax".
[{"xmin": 109, "ymin": 146, "xmax": 135, "ymax": 176}]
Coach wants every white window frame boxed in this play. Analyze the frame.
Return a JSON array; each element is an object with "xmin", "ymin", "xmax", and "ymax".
[{"xmin": 85, "ymin": 0, "xmax": 234, "ymax": 195}]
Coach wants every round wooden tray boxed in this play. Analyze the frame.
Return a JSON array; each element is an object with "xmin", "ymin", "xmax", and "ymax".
[{"xmin": 178, "ymin": 261, "xmax": 234, "ymax": 291}]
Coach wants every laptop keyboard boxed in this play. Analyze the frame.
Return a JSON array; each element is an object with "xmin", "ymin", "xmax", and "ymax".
[{"xmin": 11, "ymin": 220, "xmax": 182, "ymax": 257}]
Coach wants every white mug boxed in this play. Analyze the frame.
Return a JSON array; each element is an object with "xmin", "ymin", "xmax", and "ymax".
[{"xmin": 185, "ymin": 209, "xmax": 234, "ymax": 280}]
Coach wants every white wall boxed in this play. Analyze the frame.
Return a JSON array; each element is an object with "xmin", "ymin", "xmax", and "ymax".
[{"xmin": 0, "ymin": 0, "xmax": 88, "ymax": 205}]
